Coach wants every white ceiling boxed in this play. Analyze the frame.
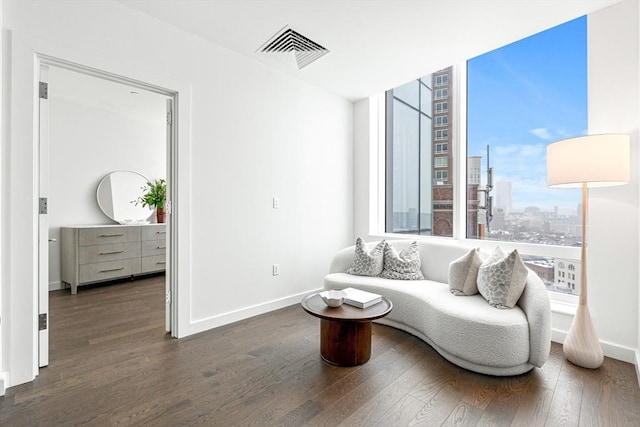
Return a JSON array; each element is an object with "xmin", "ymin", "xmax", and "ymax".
[{"xmin": 117, "ymin": 0, "xmax": 622, "ymax": 101}]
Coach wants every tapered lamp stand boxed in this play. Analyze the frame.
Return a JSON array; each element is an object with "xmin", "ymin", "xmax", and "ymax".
[
  {"xmin": 547, "ymin": 134, "xmax": 630, "ymax": 369},
  {"xmin": 562, "ymin": 183, "xmax": 603, "ymax": 369}
]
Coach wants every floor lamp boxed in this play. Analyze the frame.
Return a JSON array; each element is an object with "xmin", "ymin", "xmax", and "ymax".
[{"xmin": 546, "ymin": 134, "xmax": 630, "ymax": 369}]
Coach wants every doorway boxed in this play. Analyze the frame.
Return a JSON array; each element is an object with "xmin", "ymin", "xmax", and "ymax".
[{"xmin": 38, "ymin": 59, "xmax": 179, "ymax": 367}]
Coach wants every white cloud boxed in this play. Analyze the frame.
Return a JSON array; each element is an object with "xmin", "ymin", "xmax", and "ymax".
[{"xmin": 529, "ymin": 127, "xmax": 553, "ymax": 140}]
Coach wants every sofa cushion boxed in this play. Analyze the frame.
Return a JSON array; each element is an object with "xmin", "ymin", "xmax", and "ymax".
[
  {"xmin": 380, "ymin": 241, "xmax": 424, "ymax": 280},
  {"xmin": 346, "ymin": 238, "xmax": 386, "ymax": 276},
  {"xmin": 477, "ymin": 247, "xmax": 528, "ymax": 309},
  {"xmin": 448, "ymin": 248, "xmax": 482, "ymax": 296}
]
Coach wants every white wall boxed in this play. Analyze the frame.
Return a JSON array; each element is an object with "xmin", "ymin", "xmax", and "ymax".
[
  {"xmin": 48, "ymin": 92, "xmax": 166, "ymax": 289},
  {"xmin": 587, "ymin": 0, "xmax": 640, "ymax": 362},
  {"xmin": 637, "ymin": 0, "xmax": 640, "ymax": 387},
  {"xmin": 0, "ymin": 0, "xmax": 4, "ymax": 397},
  {"xmin": 353, "ymin": 0, "xmax": 640, "ymax": 363},
  {"xmin": 1, "ymin": 0, "xmax": 353, "ymax": 387}
]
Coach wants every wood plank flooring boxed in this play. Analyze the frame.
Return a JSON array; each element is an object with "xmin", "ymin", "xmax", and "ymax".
[{"xmin": 1, "ymin": 275, "xmax": 639, "ymax": 426}]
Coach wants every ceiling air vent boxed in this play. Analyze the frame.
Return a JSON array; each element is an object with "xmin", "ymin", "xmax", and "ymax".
[{"xmin": 258, "ymin": 26, "xmax": 329, "ymax": 69}]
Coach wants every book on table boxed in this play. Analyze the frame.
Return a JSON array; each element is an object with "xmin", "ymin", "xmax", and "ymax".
[{"xmin": 342, "ymin": 287, "xmax": 382, "ymax": 309}]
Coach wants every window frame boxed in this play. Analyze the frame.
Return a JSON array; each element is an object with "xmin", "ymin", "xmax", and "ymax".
[
  {"xmin": 434, "ymin": 156, "xmax": 448, "ymax": 168},
  {"xmin": 384, "ymin": 76, "xmax": 435, "ymax": 235},
  {"xmin": 435, "ymin": 74, "xmax": 449, "ymax": 86},
  {"xmin": 435, "ymin": 116, "xmax": 448, "ymax": 127},
  {"xmin": 434, "ymin": 88, "xmax": 448, "ymax": 99},
  {"xmin": 435, "ymin": 142, "xmax": 448, "ymax": 153},
  {"xmin": 435, "ymin": 102, "xmax": 449, "ymax": 113},
  {"xmin": 435, "ymin": 129, "xmax": 449, "ymax": 140},
  {"xmin": 373, "ymin": 63, "xmax": 581, "ymax": 306},
  {"xmin": 435, "ymin": 170, "xmax": 449, "ymax": 181}
]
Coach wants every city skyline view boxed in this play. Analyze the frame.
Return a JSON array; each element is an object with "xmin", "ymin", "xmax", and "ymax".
[{"xmin": 467, "ymin": 16, "xmax": 586, "ymax": 212}]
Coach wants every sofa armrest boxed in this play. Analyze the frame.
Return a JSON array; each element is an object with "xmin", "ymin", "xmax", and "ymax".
[
  {"xmin": 329, "ymin": 246, "xmax": 356, "ymax": 273},
  {"xmin": 517, "ymin": 270, "xmax": 551, "ymax": 367}
]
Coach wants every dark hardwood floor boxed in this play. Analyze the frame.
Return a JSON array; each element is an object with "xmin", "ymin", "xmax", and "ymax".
[{"xmin": 1, "ymin": 275, "xmax": 639, "ymax": 426}]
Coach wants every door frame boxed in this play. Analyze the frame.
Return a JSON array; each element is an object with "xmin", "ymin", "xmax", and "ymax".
[
  {"xmin": 38, "ymin": 57, "xmax": 180, "ymax": 338},
  {"xmin": 4, "ymin": 33, "xmax": 192, "ymax": 387}
]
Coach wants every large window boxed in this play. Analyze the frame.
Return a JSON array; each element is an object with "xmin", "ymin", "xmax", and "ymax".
[
  {"xmin": 385, "ymin": 17, "xmax": 586, "ymax": 295},
  {"xmin": 467, "ymin": 16, "xmax": 586, "ymax": 247},
  {"xmin": 386, "ymin": 70, "xmax": 453, "ymax": 236}
]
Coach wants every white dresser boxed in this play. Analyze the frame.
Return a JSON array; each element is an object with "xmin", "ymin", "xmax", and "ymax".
[{"xmin": 61, "ymin": 224, "xmax": 166, "ymax": 294}]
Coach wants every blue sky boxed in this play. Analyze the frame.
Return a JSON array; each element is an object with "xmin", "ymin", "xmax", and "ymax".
[{"xmin": 467, "ymin": 16, "xmax": 586, "ymax": 212}]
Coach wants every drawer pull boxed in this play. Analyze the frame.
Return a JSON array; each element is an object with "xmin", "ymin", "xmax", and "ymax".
[
  {"xmin": 99, "ymin": 233, "xmax": 124, "ymax": 237},
  {"xmin": 157, "ymin": 261, "xmax": 166, "ymax": 265},
  {"xmin": 156, "ymin": 231, "xmax": 166, "ymax": 234},
  {"xmin": 156, "ymin": 246, "xmax": 166, "ymax": 249},
  {"xmin": 99, "ymin": 267, "xmax": 124, "ymax": 273},
  {"xmin": 99, "ymin": 250, "xmax": 124, "ymax": 255}
]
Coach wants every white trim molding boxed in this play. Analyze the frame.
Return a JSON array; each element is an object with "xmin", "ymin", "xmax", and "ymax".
[
  {"xmin": 0, "ymin": 371, "xmax": 8, "ymax": 397},
  {"xmin": 5, "ymin": 31, "xmax": 192, "ymax": 388},
  {"xmin": 189, "ymin": 289, "xmax": 322, "ymax": 336},
  {"xmin": 551, "ymin": 327, "xmax": 638, "ymax": 365},
  {"xmin": 48, "ymin": 281, "xmax": 64, "ymax": 292},
  {"xmin": 636, "ymin": 350, "xmax": 640, "ymax": 388}
]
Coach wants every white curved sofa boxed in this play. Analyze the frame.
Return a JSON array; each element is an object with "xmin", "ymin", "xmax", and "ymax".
[{"xmin": 324, "ymin": 239, "xmax": 551, "ymax": 376}]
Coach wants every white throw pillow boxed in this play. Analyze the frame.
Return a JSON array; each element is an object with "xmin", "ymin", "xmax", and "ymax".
[
  {"xmin": 476, "ymin": 246, "xmax": 528, "ymax": 309},
  {"xmin": 448, "ymin": 248, "xmax": 482, "ymax": 296},
  {"xmin": 379, "ymin": 241, "xmax": 425, "ymax": 280},
  {"xmin": 346, "ymin": 238, "xmax": 386, "ymax": 276}
]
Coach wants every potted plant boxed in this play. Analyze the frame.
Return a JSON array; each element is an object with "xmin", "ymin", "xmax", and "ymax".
[{"xmin": 134, "ymin": 179, "xmax": 167, "ymax": 223}]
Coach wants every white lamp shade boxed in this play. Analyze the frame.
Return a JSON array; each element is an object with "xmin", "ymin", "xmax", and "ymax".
[{"xmin": 547, "ymin": 134, "xmax": 630, "ymax": 188}]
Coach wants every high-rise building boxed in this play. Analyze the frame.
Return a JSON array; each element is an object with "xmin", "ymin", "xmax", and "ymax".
[
  {"xmin": 495, "ymin": 180, "xmax": 512, "ymax": 215},
  {"xmin": 467, "ymin": 156, "xmax": 481, "ymax": 237},
  {"xmin": 432, "ymin": 67, "xmax": 454, "ymax": 236}
]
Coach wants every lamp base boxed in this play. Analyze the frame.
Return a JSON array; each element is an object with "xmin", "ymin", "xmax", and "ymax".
[{"xmin": 563, "ymin": 303, "xmax": 604, "ymax": 369}]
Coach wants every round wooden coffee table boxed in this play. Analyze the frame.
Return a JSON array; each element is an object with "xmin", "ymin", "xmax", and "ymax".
[{"xmin": 301, "ymin": 293, "xmax": 392, "ymax": 366}]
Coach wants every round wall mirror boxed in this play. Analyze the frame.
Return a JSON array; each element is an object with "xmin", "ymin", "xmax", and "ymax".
[{"xmin": 97, "ymin": 171, "xmax": 153, "ymax": 224}]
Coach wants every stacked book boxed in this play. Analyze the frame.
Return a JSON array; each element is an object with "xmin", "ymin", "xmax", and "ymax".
[{"xmin": 342, "ymin": 287, "xmax": 382, "ymax": 309}]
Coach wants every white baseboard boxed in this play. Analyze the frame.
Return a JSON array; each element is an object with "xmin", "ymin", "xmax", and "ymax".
[
  {"xmin": 551, "ymin": 327, "xmax": 637, "ymax": 364},
  {"xmin": 0, "ymin": 371, "xmax": 8, "ymax": 396},
  {"xmin": 635, "ymin": 350, "xmax": 640, "ymax": 388},
  {"xmin": 189, "ymin": 288, "xmax": 323, "ymax": 336},
  {"xmin": 49, "ymin": 281, "xmax": 64, "ymax": 291}
]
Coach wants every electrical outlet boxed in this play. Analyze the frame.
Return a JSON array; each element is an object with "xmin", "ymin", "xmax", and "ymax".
[
  {"xmin": 273, "ymin": 197, "xmax": 280, "ymax": 209},
  {"xmin": 272, "ymin": 264, "xmax": 280, "ymax": 276}
]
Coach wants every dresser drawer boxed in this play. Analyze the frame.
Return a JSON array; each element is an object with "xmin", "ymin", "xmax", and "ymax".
[
  {"xmin": 141, "ymin": 255, "xmax": 166, "ymax": 273},
  {"xmin": 78, "ymin": 242, "xmax": 141, "ymax": 265},
  {"xmin": 142, "ymin": 224, "xmax": 166, "ymax": 241},
  {"xmin": 141, "ymin": 240, "xmax": 166, "ymax": 257},
  {"xmin": 61, "ymin": 224, "xmax": 166, "ymax": 294},
  {"xmin": 79, "ymin": 258, "xmax": 141, "ymax": 283},
  {"xmin": 79, "ymin": 226, "xmax": 140, "ymax": 246}
]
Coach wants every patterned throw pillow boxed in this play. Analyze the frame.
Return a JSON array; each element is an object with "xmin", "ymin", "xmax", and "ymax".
[
  {"xmin": 476, "ymin": 246, "xmax": 528, "ymax": 309},
  {"xmin": 346, "ymin": 238, "xmax": 386, "ymax": 276},
  {"xmin": 448, "ymin": 248, "xmax": 482, "ymax": 296},
  {"xmin": 379, "ymin": 241, "xmax": 425, "ymax": 280}
]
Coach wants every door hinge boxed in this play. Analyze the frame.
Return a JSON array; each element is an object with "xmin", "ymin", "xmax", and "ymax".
[
  {"xmin": 166, "ymin": 201, "xmax": 172, "ymax": 215},
  {"xmin": 165, "ymin": 290, "xmax": 171, "ymax": 304},
  {"xmin": 39, "ymin": 82, "xmax": 48, "ymax": 99},
  {"xmin": 39, "ymin": 197, "xmax": 48, "ymax": 214},
  {"xmin": 166, "ymin": 111, "xmax": 172, "ymax": 125},
  {"xmin": 39, "ymin": 313, "xmax": 47, "ymax": 331}
]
